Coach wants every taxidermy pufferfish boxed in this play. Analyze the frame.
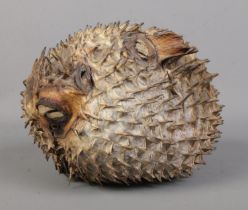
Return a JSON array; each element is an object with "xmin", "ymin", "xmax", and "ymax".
[{"xmin": 21, "ymin": 22, "xmax": 223, "ymax": 184}]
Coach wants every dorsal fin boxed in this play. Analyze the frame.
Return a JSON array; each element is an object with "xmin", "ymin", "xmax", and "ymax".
[{"xmin": 148, "ymin": 30, "xmax": 197, "ymax": 62}]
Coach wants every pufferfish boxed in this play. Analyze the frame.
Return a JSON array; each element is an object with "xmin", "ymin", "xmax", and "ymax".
[{"xmin": 21, "ymin": 22, "xmax": 223, "ymax": 184}]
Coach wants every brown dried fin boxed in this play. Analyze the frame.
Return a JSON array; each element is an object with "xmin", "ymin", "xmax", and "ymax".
[{"xmin": 148, "ymin": 31, "xmax": 197, "ymax": 63}]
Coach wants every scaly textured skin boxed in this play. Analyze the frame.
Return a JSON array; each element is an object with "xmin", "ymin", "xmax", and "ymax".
[{"xmin": 21, "ymin": 22, "xmax": 223, "ymax": 184}]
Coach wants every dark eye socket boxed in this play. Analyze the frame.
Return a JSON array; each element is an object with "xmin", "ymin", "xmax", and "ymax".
[
  {"xmin": 74, "ymin": 66, "xmax": 94, "ymax": 94},
  {"xmin": 80, "ymin": 69, "xmax": 86, "ymax": 78}
]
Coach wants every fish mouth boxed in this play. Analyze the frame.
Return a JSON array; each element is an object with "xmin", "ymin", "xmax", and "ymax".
[{"xmin": 36, "ymin": 97, "xmax": 72, "ymax": 138}]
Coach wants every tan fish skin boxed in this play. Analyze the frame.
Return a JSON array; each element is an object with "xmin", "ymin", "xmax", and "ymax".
[{"xmin": 21, "ymin": 22, "xmax": 223, "ymax": 184}]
